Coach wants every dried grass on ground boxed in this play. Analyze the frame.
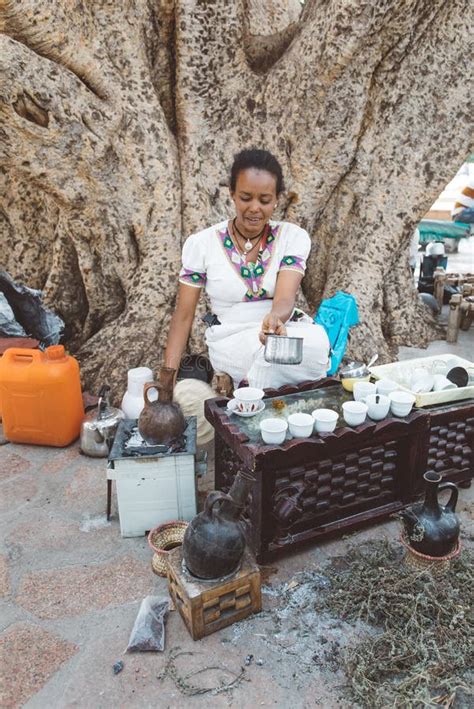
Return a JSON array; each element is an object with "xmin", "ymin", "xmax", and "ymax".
[{"xmin": 315, "ymin": 540, "xmax": 473, "ymax": 708}]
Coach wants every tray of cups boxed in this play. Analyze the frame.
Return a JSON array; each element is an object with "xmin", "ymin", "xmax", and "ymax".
[{"xmin": 369, "ymin": 354, "xmax": 474, "ymax": 408}]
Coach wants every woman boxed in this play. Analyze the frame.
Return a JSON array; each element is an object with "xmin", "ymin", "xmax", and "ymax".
[{"xmin": 164, "ymin": 149, "xmax": 330, "ymax": 390}]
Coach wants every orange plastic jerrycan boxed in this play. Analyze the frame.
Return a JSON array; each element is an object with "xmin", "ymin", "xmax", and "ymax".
[{"xmin": 0, "ymin": 345, "xmax": 84, "ymax": 446}]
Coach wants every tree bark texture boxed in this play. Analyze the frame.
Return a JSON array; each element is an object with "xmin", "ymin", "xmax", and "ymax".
[{"xmin": 1, "ymin": 0, "xmax": 472, "ymax": 397}]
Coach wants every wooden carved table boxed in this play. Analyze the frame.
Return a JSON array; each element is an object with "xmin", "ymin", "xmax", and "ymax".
[{"xmin": 204, "ymin": 379, "xmax": 474, "ymax": 563}]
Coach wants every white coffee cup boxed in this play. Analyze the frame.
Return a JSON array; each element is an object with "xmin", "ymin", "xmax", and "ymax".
[
  {"xmin": 431, "ymin": 359, "xmax": 448, "ymax": 376},
  {"xmin": 342, "ymin": 401, "xmax": 368, "ymax": 426},
  {"xmin": 312, "ymin": 408, "xmax": 338, "ymax": 433},
  {"xmin": 288, "ymin": 412, "xmax": 314, "ymax": 438},
  {"xmin": 233, "ymin": 387, "xmax": 265, "ymax": 413},
  {"xmin": 389, "ymin": 391, "xmax": 416, "ymax": 417},
  {"xmin": 410, "ymin": 371, "xmax": 434, "ymax": 394},
  {"xmin": 364, "ymin": 393, "xmax": 390, "ymax": 421},
  {"xmin": 260, "ymin": 418, "xmax": 288, "ymax": 445},
  {"xmin": 376, "ymin": 379, "xmax": 399, "ymax": 397},
  {"xmin": 353, "ymin": 381, "xmax": 376, "ymax": 402},
  {"xmin": 432, "ymin": 375, "xmax": 457, "ymax": 392}
]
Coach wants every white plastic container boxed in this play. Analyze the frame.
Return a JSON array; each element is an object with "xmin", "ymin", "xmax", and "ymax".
[{"xmin": 121, "ymin": 366, "xmax": 154, "ymax": 419}]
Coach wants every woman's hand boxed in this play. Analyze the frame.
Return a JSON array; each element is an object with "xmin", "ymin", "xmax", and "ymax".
[{"xmin": 259, "ymin": 312, "xmax": 287, "ymax": 345}]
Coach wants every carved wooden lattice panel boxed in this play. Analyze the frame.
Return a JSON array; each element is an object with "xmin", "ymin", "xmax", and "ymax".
[
  {"xmin": 270, "ymin": 443, "xmax": 398, "ymax": 529},
  {"xmin": 426, "ymin": 416, "xmax": 474, "ymax": 477}
]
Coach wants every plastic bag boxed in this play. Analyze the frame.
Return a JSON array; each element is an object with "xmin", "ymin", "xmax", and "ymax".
[
  {"xmin": 126, "ymin": 596, "xmax": 169, "ymax": 652},
  {"xmin": 0, "ymin": 293, "xmax": 27, "ymax": 337},
  {"xmin": 314, "ymin": 291, "xmax": 359, "ymax": 376},
  {"xmin": 0, "ymin": 271, "xmax": 64, "ymax": 346}
]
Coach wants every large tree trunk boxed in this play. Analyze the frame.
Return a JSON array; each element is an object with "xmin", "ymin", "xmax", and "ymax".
[{"xmin": 1, "ymin": 0, "xmax": 472, "ymax": 396}]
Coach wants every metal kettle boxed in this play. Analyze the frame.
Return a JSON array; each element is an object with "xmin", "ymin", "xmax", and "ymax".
[{"xmin": 80, "ymin": 386, "xmax": 124, "ymax": 457}]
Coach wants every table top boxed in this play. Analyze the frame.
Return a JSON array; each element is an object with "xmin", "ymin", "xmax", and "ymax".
[{"xmin": 204, "ymin": 379, "xmax": 473, "ymax": 468}]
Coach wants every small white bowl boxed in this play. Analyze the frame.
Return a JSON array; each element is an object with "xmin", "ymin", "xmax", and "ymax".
[
  {"xmin": 233, "ymin": 387, "xmax": 265, "ymax": 413},
  {"xmin": 410, "ymin": 372, "xmax": 434, "ymax": 394},
  {"xmin": 342, "ymin": 401, "xmax": 368, "ymax": 426},
  {"xmin": 287, "ymin": 412, "xmax": 314, "ymax": 438},
  {"xmin": 432, "ymin": 374, "xmax": 457, "ymax": 392},
  {"xmin": 376, "ymin": 378, "xmax": 399, "ymax": 397},
  {"xmin": 260, "ymin": 418, "xmax": 288, "ymax": 445},
  {"xmin": 364, "ymin": 394, "xmax": 390, "ymax": 421},
  {"xmin": 311, "ymin": 408, "xmax": 338, "ymax": 433},
  {"xmin": 389, "ymin": 391, "xmax": 416, "ymax": 417},
  {"xmin": 353, "ymin": 381, "xmax": 376, "ymax": 402}
]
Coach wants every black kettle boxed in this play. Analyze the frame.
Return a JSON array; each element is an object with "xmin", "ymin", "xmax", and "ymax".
[{"xmin": 182, "ymin": 491, "xmax": 246, "ymax": 580}]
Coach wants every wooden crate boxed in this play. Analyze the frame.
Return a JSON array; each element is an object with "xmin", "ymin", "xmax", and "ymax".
[{"xmin": 167, "ymin": 547, "xmax": 261, "ymax": 640}]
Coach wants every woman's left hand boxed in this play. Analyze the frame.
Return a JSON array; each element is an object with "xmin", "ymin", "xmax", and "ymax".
[{"xmin": 259, "ymin": 313, "xmax": 287, "ymax": 344}]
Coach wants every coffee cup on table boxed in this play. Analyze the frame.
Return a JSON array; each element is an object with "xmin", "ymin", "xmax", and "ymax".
[
  {"xmin": 260, "ymin": 418, "xmax": 288, "ymax": 445},
  {"xmin": 312, "ymin": 408, "xmax": 338, "ymax": 433},
  {"xmin": 364, "ymin": 394, "xmax": 390, "ymax": 421},
  {"xmin": 287, "ymin": 413, "xmax": 314, "ymax": 438},
  {"xmin": 410, "ymin": 371, "xmax": 434, "ymax": 394},
  {"xmin": 342, "ymin": 401, "xmax": 368, "ymax": 427},
  {"xmin": 233, "ymin": 387, "xmax": 265, "ymax": 413},
  {"xmin": 375, "ymin": 379, "xmax": 398, "ymax": 397},
  {"xmin": 432, "ymin": 375, "xmax": 457, "ymax": 392},
  {"xmin": 389, "ymin": 391, "xmax": 415, "ymax": 417},
  {"xmin": 353, "ymin": 381, "xmax": 376, "ymax": 402}
]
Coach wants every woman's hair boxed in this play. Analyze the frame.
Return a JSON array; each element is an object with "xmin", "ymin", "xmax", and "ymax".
[{"xmin": 230, "ymin": 149, "xmax": 285, "ymax": 194}]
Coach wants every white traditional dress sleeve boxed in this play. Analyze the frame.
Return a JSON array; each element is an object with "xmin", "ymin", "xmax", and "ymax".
[
  {"xmin": 178, "ymin": 232, "xmax": 207, "ymax": 288},
  {"xmin": 278, "ymin": 225, "xmax": 311, "ymax": 275}
]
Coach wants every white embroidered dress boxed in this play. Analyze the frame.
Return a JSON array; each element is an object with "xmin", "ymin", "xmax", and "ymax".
[{"xmin": 179, "ymin": 220, "xmax": 330, "ymax": 389}]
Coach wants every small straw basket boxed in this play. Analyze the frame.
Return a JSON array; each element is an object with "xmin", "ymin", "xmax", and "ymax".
[
  {"xmin": 148, "ymin": 521, "xmax": 189, "ymax": 577},
  {"xmin": 400, "ymin": 533, "xmax": 461, "ymax": 577}
]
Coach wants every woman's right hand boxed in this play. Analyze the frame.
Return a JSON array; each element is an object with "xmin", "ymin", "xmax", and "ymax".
[{"xmin": 259, "ymin": 312, "xmax": 287, "ymax": 345}]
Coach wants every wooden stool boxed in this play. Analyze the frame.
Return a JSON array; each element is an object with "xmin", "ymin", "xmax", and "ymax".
[{"xmin": 167, "ymin": 547, "xmax": 261, "ymax": 640}]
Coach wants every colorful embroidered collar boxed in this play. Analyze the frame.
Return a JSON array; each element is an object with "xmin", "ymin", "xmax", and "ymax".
[{"xmin": 218, "ymin": 222, "xmax": 279, "ymax": 301}]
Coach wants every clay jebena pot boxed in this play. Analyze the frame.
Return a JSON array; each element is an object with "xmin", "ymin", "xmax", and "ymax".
[
  {"xmin": 400, "ymin": 471, "xmax": 460, "ymax": 557},
  {"xmin": 138, "ymin": 367, "xmax": 185, "ymax": 445},
  {"xmin": 182, "ymin": 491, "xmax": 246, "ymax": 580}
]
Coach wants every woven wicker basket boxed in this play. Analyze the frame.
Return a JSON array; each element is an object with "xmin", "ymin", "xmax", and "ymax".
[
  {"xmin": 400, "ymin": 533, "xmax": 461, "ymax": 577},
  {"xmin": 148, "ymin": 521, "xmax": 189, "ymax": 577}
]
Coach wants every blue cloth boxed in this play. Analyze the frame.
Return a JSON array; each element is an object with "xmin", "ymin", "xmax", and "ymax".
[
  {"xmin": 453, "ymin": 208, "xmax": 474, "ymax": 224},
  {"xmin": 314, "ymin": 291, "xmax": 359, "ymax": 375}
]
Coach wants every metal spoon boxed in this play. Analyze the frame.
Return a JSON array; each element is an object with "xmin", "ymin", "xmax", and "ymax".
[{"xmin": 367, "ymin": 353, "xmax": 379, "ymax": 369}]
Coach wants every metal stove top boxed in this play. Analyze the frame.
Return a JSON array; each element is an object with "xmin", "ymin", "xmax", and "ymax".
[{"xmin": 109, "ymin": 417, "xmax": 197, "ymax": 460}]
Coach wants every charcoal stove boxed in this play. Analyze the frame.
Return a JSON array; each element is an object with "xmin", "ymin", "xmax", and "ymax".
[{"xmin": 107, "ymin": 417, "xmax": 197, "ymax": 537}]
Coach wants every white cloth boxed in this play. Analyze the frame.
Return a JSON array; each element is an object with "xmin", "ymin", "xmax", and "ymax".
[{"xmin": 179, "ymin": 220, "xmax": 330, "ymax": 388}]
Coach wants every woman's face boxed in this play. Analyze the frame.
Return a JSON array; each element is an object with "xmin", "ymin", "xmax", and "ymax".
[{"xmin": 231, "ymin": 168, "xmax": 278, "ymax": 236}]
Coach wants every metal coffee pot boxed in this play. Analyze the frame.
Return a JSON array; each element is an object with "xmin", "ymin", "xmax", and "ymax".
[{"xmin": 80, "ymin": 386, "xmax": 124, "ymax": 457}]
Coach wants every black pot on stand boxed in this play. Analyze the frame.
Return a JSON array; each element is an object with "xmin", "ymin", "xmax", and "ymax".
[
  {"xmin": 400, "ymin": 471, "xmax": 460, "ymax": 557},
  {"xmin": 182, "ymin": 470, "xmax": 253, "ymax": 580}
]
